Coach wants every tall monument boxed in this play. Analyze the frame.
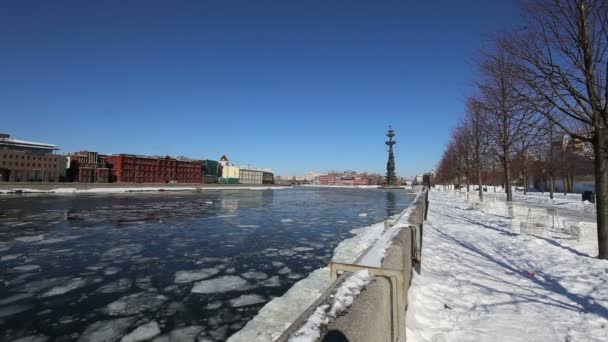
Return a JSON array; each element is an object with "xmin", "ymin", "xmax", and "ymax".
[{"xmin": 385, "ymin": 126, "xmax": 397, "ymax": 185}]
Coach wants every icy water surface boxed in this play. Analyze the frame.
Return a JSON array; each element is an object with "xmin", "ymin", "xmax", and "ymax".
[{"xmin": 0, "ymin": 187, "xmax": 414, "ymax": 341}]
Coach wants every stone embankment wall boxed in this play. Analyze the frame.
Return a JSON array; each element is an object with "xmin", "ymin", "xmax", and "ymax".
[{"xmin": 278, "ymin": 189, "xmax": 429, "ymax": 342}]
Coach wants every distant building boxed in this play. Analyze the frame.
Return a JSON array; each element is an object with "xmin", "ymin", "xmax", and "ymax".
[
  {"xmin": 262, "ymin": 171, "xmax": 274, "ymax": 184},
  {"xmin": 202, "ymin": 159, "xmax": 221, "ymax": 183},
  {"xmin": 219, "ymin": 155, "xmax": 240, "ymax": 183},
  {"xmin": 66, "ymin": 151, "xmax": 110, "ymax": 183},
  {"xmin": 106, "ymin": 154, "xmax": 203, "ymax": 183},
  {"xmin": 240, "ymin": 168, "xmax": 263, "ymax": 184},
  {"xmin": 0, "ymin": 133, "xmax": 64, "ymax": 182}
]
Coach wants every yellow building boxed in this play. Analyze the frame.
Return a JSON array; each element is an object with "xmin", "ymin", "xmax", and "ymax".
[{"xmin": 223, "ymin": 165, "xmax": 240, "ymax": 179}]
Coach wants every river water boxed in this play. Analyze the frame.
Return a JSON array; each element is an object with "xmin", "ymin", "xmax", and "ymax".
[{"xmin": 0, "ymin": 187, "xmax": 414, "ymax": 341}]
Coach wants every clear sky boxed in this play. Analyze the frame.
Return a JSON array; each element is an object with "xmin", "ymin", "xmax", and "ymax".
[{"xmin": 1, "ymin": 0, "xmax": 521, "ymax": 177}]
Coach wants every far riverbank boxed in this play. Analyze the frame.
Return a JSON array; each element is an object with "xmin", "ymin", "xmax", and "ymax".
[{"xmin": 0, "ymin": 182, "xmax": 288, "ymax": 194}]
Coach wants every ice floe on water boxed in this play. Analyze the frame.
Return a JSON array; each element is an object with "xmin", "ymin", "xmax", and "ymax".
[
  {"xmin": 280, "ymin": 219, "xmax": 293, "ymax": 223},
  {"xmin": 357, "ymin": 213, "xmax": 368, "ymax": 217},
  {"xmin": 103, "ymin": 266, "xmax": 122, "ymax": 276},
  {"xmin": 97, "ymin": 278, "xmax": 132, "ymax": 294},
  {"xmin": 14, "ymin": 235, "xmax": 45, "ymax": 243},
  {"xmin": 292, "ymin": 247, "xmax": 314, "ymax": 252},
  {"xmin": 102, "ymin": 244, "xmax": 143, "ymax": 259},
  {"xmin": 1, "ymin": 253, "xmax": 23, "ymax": 261},
  {"xmin": 78, "ymin": 317, "xmax": 138, "ymax": 342},
  {"xmin": 174, "ymin": 267, "xmax": 223, "ymax": 284},
  {"xmin": 278, "ymin": 249, "xmax": 296, "ymax": 257},
  {"xmin": 151, "ymin": 325, "xmax": 203, "ymax": 342},
  {"xmin": 277, "ymin": 267, "xmax": 292, "ymax": 275},
  {"xmin": 0, "ymin": 304, "xmax": 33, "ymax": 318},
  {"xmin": 262, "ymin": 276, "xmax": 281, "ymax": 287},
  {"xmin": 12, "ymin": 335, "xmax": 49, "ymax": 342},
  {"xmin": 12, "ymin": 265, "xmax": 41, "ymax": 272},
  {"xmin": 0, "ymin": 293, "xmax": 32, "ymax": 305},
  {"xmin": 41, "ymin": 277, "xmax": 101, "ymax": 297},
  {"xmin": 120, "ymin": 321, "xmax": 161, "ymax": 342},
  {"xmin": 241, "ymin": 271, "xmax": 268, "ymax": 280},
  {"xmin": 229, "ymin": 294, "xmax": 266, "ymax": 307},
  {"xmin": 104, "ymin": 292, "xmax": 168, "ymax": 316},
  {"xmin": 191, "ymin": 276, "xmax": 254, "ymax": 294}
]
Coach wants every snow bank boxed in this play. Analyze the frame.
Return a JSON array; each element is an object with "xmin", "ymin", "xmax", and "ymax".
[
  {"xmin": 406, "ymin": 190, "xmax": 608, "ymax": 342},
  {"xmin": 287, "ymin": 270, "xmax": 373, "ymax": 342}
]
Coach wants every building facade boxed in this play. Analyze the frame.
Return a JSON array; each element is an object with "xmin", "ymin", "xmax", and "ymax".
[
  {"xmin": 0, "ymin": 133, "xmax": 64, "ymax": 182},
  {"xmin": 240, "ymin": 168, "xmax": 263, "ymax": 184},
  {"xmin": 66, "ymin": 151, "xmax": 110, "ymax": 183},
  {"xmin": 106, "ymin": 154, "xmax": 203, "ymax": 183}
]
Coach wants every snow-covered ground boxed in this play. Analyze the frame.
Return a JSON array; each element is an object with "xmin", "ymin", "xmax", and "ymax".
[{"xmin": 406, "ymin": 190, "xmax": 608, "ymax": 341}]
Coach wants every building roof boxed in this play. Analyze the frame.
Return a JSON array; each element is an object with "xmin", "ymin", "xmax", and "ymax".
[
  {"xmin": 219, "ymin": 155, "xmax": 229, "ymax": 161},
  {"xmin": 0, "ymin": 136, "xmax": 58, "ymax": 150}
]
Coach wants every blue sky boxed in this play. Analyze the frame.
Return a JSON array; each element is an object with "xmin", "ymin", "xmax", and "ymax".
[{"xmin": 1, "ymin": 0, "xmax": 521, "ymax": 177}]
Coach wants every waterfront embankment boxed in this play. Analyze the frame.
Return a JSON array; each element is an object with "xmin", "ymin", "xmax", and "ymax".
[{"xmin": 0, "ymin": 182, "xmax": 288, "ymax": 194}]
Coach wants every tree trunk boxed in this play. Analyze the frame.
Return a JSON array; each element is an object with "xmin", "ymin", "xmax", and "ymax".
[
  {"xmin": 594, "ymin": 127, "xmax": 608, "ymax": 259},
  {"xmin": 549, "ymin": 172, "xmax": 555, "ymax": 200},
  {"xmin": 478, "ymin": 167, "xmax": 483, "ymax": 202},
  {"xmin": 523, "ymin": 170, "xmax": 528, "ymax": 195},
  {"xmin": 504, "ymin": 158, "xmax": 512, "ymax": 202}
]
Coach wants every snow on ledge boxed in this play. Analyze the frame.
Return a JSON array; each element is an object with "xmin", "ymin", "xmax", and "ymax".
[{"xmin": 287, "ymin": 270, "xmax": 374, "ymax": 342}]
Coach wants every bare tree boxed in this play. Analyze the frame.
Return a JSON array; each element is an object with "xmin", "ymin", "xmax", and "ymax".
[
  {"xmin": 466, "ymin": 97, "xmax": 491, "ymax": 201},
  {"xmin": 476, "ymin": 46, "xmax": 537, "ymax": 202},
  {"xmin": 500, "ymin": 0, "xmax": 608, "ymax": 258}
]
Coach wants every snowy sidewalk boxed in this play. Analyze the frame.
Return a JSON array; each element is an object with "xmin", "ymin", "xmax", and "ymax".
[{"xmin": 406, "ymin": 190, "xmax": 608, "ymax": 342}]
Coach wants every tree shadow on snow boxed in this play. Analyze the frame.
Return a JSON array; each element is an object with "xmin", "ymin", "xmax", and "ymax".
[{"xmin": 433, "ymin": 226, "xmax": 608, "ymax": 318}]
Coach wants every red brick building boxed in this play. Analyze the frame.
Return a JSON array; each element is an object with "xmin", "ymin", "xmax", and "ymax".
[
  {"xmin": 66, "ymin": 151, "xmax": 110, "ymax": 183},
  {"xmin": 106, "ymin": 154, "xmax": 203, "ymax": 184}
]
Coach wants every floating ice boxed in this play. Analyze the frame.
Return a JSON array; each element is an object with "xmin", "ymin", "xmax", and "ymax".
[
  {"xmin": 0, "ymin": 304, "xmax": 32, "ymax": 318},
  {"xmin": 1, "ymin": 254, "xmax": 23, "ymax": 261},
  {"xmin": 278, "ymin": 249, "xmax": 296, "ymax": 257},
  {"xmin": 12, "ymin": 335, "xmax": 49, "ymax": 342},
  {"xmin": 278, "ymin": 267, "xmax": 292, "ymax": 275},
  {"xmin": 37, "ymin": 236, "xmax": 78, "ymax": 245},
  {"xmin": 272, "ymin": 261, "xmax": 285, "ymax": 267},
  {"xmin": 41, "ymin": 277, "xmax": 96, "ymax": 297},
  {"xmin": 15, "ymin": 235, "xmax": 45, "ymax": 243},
  {"xmin": 12, "ymin": 265, "xmax": 41, "ymax": 272},
  {"xmin": 78, "ymin": 317, "xmax": 137, "ymax": 342},
  {"xmin": 241, "ymin": 271, "xmax": 268, "ymax": 280},
  {"xmin": 14, "ymin": 276, "xmax": 70, "ymax": 293},
  {"xmin": 208, "ymin": 325, "xmax": 229, "ymax": 340},
  {"xmin": 97, "ymin": 278, "xmax": 132, "ymax": 294},
  {"xmin": 205, "ymin": 301, "xmax": 223, "ymax": 310},
  {"xmin": 151, "ymin": 326, "xmax": 203, "ymax": 342},
  {"xmin": 292, "ymin": 247, "xmax": 314, "ymax": 252},
  {"xmin": 281, "ymin": 219, "xmax": 293, "ymax": 223},
  {"xmin": 262, "ymin": 276, "xmax": 281, "ymax": 287},
  {"xmin": 191, "ymin": 276, "xmax": 253, "ymax": 294},
  {"xmin": 174, "ymin": 267, "xmax": 222, "ymax": 284},
  {"xmin": 103, "ymin": 267, "xmax": 122, "ymax": 276},
  {"xmin": 102, "ymin": 244, "xmax": 143, "ymax": 258},
  {"xmin": 358, "ymin": 213, "xmax": 368, "ymax": 217},
  {"xmin": 288, "ymin": 273, "xmax": 304, "ymax": 280},
  {"xmin": 120, "ymin": 321, "xmax": 161, "ymax": 342},
  {"xmin": 237, "ymin": 224, "xmax": 259, "ymax": 228},
  {"xmin": 229, "ymin": 294, "xmax": 266, "ymax": 307},
  {"xmin": 0, "ymin": 293, "xmax": 32, "ymax": 305},
  {"xmin": 104, "ymin": 292, "xmax": 168, "ymax": 316}
]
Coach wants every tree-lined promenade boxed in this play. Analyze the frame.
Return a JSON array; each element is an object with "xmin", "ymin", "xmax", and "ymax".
[{"xmin": 435, "ymin": 0, "xmax": 607, "ymax": 259}]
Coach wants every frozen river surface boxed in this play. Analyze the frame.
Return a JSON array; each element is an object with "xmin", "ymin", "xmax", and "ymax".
[{"xmin": 0, "ymin": 187, "xmax": 414, "ymax": 341}]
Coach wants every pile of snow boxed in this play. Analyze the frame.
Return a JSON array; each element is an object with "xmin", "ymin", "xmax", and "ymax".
[{"xmin": 287, "ymin": 270, "xmax": 373, "ymax": 342}]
